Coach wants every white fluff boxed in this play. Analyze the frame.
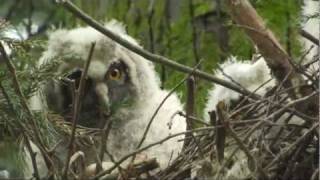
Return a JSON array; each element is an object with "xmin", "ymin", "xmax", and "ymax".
[
  {"xmin": 26, "ymin": 20, "xmax": 186, "ymax": 177},
  {"xmin": 203, "ymin": 56, "xmax": 275, "ymax": 120},
  {"xmin": 203, "ymin": 56, "xmax": 306, "ymax": 179},
  {"xmin": 202, "ymin": 57, "xmax": 274, "ymax": 179}
]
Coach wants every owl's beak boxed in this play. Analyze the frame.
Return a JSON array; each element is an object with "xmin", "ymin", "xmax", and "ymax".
[
  {"xmin": 95, "ymin": 82, "xmax": 111, "ymax": 115},
  {"xmin": 95, "ymin": 83, "xmax": 113, "ymax": 128}
]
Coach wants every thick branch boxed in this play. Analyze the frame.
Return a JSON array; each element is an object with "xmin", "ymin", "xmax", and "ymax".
[
  {"xmin": 225, "ymin": 0, "xmax": 300, "ymax": 93},
  {"xmin": 225, "ymin": 0, "xmax": 318, "ymax": 116},
  {"xmin": 57, "ymin": 0, "xmax": 258, "ymax": 99}
]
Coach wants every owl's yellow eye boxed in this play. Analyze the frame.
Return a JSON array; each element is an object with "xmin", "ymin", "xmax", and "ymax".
[{"xmin": 109, "ymin": 68, "xmax": 122, "ymax": 80}]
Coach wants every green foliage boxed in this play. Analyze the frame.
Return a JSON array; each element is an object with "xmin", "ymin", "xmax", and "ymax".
[
  {"xmin": 0, "ymin": 0, "xmax": 308, "ymax": 176},
  {"xmin": 0, "ymin": 0, "xmax": 304, "ymax": 119},
  {"xmin": 253, "ymin": 0, "xmax": 303, "ymax": 58},
  {"xmin": 96, "ymin": 0, "xmax": 303, "ymax": 118},
  {"xmin": 0, "ymin": 138, "xmax": 26, "ymax": 177},
  {"xmin": 0, "ymin": 37, "xmax": 61, "ymax": 146}
]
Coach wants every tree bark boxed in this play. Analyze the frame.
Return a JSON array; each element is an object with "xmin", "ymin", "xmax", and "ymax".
[{"xmin": 225, "ymin": 0, "xmax": 318, "ymax": 116}]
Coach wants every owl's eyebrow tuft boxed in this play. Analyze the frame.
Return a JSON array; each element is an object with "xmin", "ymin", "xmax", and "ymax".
[{"xmin": 109, "ymin": 59, "xmax": 127, "ymax": 70}]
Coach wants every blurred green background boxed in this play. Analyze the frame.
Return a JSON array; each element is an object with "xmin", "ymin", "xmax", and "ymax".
[{"xmin": 0, "ymin": 0, "xmax": 304, "ymax": 118}]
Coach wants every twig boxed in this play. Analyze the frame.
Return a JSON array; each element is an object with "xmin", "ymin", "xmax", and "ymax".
[
  {"xmin": 183, "ymin": 76, "xmax": 196, "ymax": 149},
  {"xmin": 226, "ymin": 0, "xmax": 318, "ymax": 117},
  {"xmin": 97, "ymin": 120, "xmax": 113, "ymax": 173},
  {"xmin": 281, "ymin": 131, "xmax": 313, "ymax": 180},
  {"xmin": 300, "ymin": 29, "xmax": 320, "ymax": 46},
  {"xmin": 0, "ymin": 41, "xmax": 52, "ymax": 172},
  {"xmin": 101, "ymin": 158, "xmax": 159, "ymax": 180},
  {"xmin": 214, "ymin": 102, "xmax": 227, "ymax": 164},
  {"xmin": 24, "ymin": 135, "xmax": 40, "ymax": 180},
  {"xmin": 265, "ymin": 122, "xmax": 319, "ymax": 169},
  {"xmin": 136, "ymin": 59, "xmax": 203, "ymax": 151},
  {"xmin": 57, "ymin": 0, "xmax": 258, "ymax": 99},
  {"xmin": 182, "ymin": 76, "xmax": 205, "ymax": 162},
  {"xmin": 68, "ymin": 151, "xmax": 86, "ymax": 179},
  {"xmin": 127, "ymin": 60, "xmax": 203, "ymax": 170},
  {"xmin": 93, "ymin": 127, "xmax": 215, "ymax": 179},
  {"xmin": 266, "ymin": 91, "xmax": 317, "ymax": 121},
  {"xmin": 177, "ymin": 111, "xmax": 210, "ymax": 126},
  {"xmin": 63, "ymin": 42, "xmax": 96, "ymax": 178},
  {"xmin": 311, "ymin": 168, "xmax": 319, "ymax": 180}
]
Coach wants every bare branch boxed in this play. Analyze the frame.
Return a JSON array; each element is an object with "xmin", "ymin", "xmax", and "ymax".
[
  {"xmin": 300, "ymin": 29, "xmax": 320, "ymax": 46},
  {"xmin": 0, "ymin": 41, "xmax": 52, "ymax": 172},
  {"xmin": 63, "ymin": 42, "xmax": 96, "ymax": 178},
  {"xmin": 24, "ymin": 135, "xmax": 40, "ymax": 180},
  {"xmin": 183, "ymin": 76, "xmax": 196, "ymax": 149},
  {"xmin": 225, "ymin": 0, "xmax": 318, "ymax": 116},
  {"xmin": 93, "ymin": 126, "xmax": 215, "ymax": 179},
  {"xmin": 57, "ymin": 0, "xmax": 258, "ymax": 99}
]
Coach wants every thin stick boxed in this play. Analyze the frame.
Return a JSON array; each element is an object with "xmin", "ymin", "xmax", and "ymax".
[
  {"xmin": 300, "ymin": 29, "xmax": 320, "ymax": 46},
  {"xmin": 183, "ymin": 76, "xmax": 196, "ymax": 149},
  {"xmin": 63, "ymin": 42, "xmax": 96, "ymax": 178},
  {"xmin": 97, "ymin": 120, "xmax": 113, "ymax": 173},
  {"xmin": 265, "ymin": 122, "xmax": 319, "ymax": 170},
  {"xmin": 57, "ymin": 0, "xmax": 258, "ymax": 99},
  {"xmin": 24, "ymin": 135, "xmax": 40, "ymax": 180},
  {"xmin": 93, "ymin": 127, "xmax": 215, "ymax": 179},
  {"xmin": 0, "ymin": 41, "xmax": 52, "ymax": 171},
  {"xmin": 136, "ymin": 60, "xmax": 203, "ymax": 150}
]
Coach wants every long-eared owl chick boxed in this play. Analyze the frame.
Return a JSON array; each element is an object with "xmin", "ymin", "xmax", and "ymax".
[{"xmin": 31, "ymin": 20, "xmax": 186, "ymax": 171}]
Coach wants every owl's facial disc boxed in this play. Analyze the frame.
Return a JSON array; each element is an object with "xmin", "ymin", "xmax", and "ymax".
[{"xmin": 57, "ymin": 60, "xmax": 134, "ymax": 128}]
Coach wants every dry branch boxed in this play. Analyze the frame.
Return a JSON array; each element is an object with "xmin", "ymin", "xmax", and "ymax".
[
  {"xmin": 93, "ymin": 127, "xmax": 215, "ymax": 179},
  {"xmin": 0, "ymin": 41, "xmax": 53, "ymax": 173},
  {"xmin": 56, "ymin": 0, "xmax": 259, "ymax": 100},
  {"xmin": 225, "ymin": 0, "xmax": 297, "ymax": 84},
  {"xmin": 225, "ymin": 0, "xmax": 318, "ymax": 117},
  {"xmin": 300, "ymin": 29, "xmax": 320, "ymax": 46},
  {"xmin": 183, "ymin": 76, "xmax": 196, "ymax": 149},
  {"xmin": 63, "ymin": 42, "xmax": 96, "ymax": 178}
]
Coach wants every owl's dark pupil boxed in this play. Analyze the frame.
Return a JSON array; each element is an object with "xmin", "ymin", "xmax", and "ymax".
[{"xmin": 111, "ymin": 69, "xmax": 119, "ymax": 77}]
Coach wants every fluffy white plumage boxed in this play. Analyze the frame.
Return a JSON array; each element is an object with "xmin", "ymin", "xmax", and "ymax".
[
  {"xmin": 202, "ymin": 57, "xmax": 273, "ymax": 179},
  {"xmin": 202, "ymin": 56, "xmax": 307, "ymax": 179},
  {"xmin": 25, "ymin": 20, "xmax": 186, "ymax": 178},
  {"xmin": 201, "ymin": 1, "xmax": 318, "ymax": 175},
  {"xmin": 203, "ymin": 56, "xmax": 275, "ymax": 120}
]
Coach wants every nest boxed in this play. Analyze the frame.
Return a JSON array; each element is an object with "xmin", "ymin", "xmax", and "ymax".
[
  {"xmin": 0, "ymin": 27, "xmax": 318, "ymax": 180},
  {"xmin": 1, "ymin": 62, "xmax": 318, "ymax": 180},
  {"xmin": 85, "ymin": 62, "xmax": 319, "ymax": 180},
  {"xmin": 156, "ymin": 79, "xmax": 319, "ymax": 179}
]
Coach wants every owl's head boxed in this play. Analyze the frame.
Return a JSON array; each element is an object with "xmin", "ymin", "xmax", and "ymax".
[{"xmin": 39, "ymin": 20, "xmax": 161, "ymax": 127}]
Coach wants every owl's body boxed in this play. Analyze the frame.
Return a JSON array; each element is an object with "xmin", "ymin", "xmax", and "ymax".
[
  {"xmin": 24, "ymin": 21, "xmax": 186, "ymax": 178},
  {"xmin": 202, "ymin": 57, "xmax": 274, "ymax": 179},
  {"xmin": 203, "ymin": 57, "xmax": 275, "ymax": 121},
  {"xmin": 202, "ymin": 56, "xmax": 307, "ymax": 179}
]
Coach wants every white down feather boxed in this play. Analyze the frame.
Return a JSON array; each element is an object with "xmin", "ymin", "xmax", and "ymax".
[
  {"xmin": 203, "ymin": 56, "xmax": 307, "ymax": 179},
  {"xmin": 24, "ymin": 20, "xmax": 186, "ymax": 178}
]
